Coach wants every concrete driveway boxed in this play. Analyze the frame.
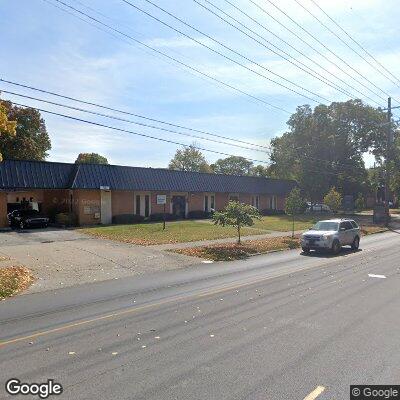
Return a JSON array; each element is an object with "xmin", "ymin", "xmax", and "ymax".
[{"xmin": 0, "ymin": 228, "xmax": 200, "ymax": 294}]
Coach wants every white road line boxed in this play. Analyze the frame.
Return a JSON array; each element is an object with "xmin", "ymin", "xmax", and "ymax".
[
  {"xmin": 368, "ymin": 274, "xmax": 386, "ymax": 279},
  {"xmin": 303, "ymin": 386, "xmax": 325, "ymax": 400}
]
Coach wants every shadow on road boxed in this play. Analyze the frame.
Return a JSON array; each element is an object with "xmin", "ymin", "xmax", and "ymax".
[{"xmin": 301, "ymin": 248, "xmax": 362, "ymax": 258}]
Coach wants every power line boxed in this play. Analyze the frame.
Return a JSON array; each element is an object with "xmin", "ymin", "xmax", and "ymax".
[
  {"xmin": 0, "ymin": 89, "xmax": 270, "ymax": 153},
  {"xmin": 219, "ymin": 0, "xmax": 384, "ymax": 107},
  {"xmin": 194, "ymin": 0, "xmax": 381, "ymax": 105},
  {"xmin": 11, "ymin": 101, "xmax": 272, "ymax": 165},
  {"xmin": 122, "ymin": 0, "xmax": 330, "ymax": 104},
  {"xmin": 0, "ymin": 78, "xmax": 271, "ymax": 150},
  {"xmin": 308, "ymin": 0, "xmax": 400, "ymax": 88},
  {"xmin": 247, "ymin": 0, "xmax": 387, "ymax": 105},
  {"xmin": 293, "ymin": 0, "xmax": 400, "ymax": 103},
  {"xmin": 264, "ymin": 0, "xmax": 392, "ymax": 102},
  {"xmin": 48, "ymin": 0, "xmax": 290, "ymax": 114},
  {"xmin": 1, "ymin": 78, "xmax": 381, "ymax": 171},
  {"xmin": 8, "ymin": 101, "xmax": 365, "ymax": 177}
]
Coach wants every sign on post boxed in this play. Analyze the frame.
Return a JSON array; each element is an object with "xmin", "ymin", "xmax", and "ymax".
[
  {"xmin": 156, "ymin": 195, "xmax": 167, "ymax": 205},
  {"xmin": 156, "ymin": 195, "xmax": 167, "ymax": 230}
]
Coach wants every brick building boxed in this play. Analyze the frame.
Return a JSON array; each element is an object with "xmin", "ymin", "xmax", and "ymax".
[{"xmin": 0, "ymin": 160, "xmax": 296, "ymax": 227}]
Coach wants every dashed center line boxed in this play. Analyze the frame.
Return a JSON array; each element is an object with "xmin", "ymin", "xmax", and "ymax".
[{"xmin": 303, "ymin": 385, "xmax": 325, "ymax": 400}]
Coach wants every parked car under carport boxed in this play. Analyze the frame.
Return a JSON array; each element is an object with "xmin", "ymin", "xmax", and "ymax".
[{"xmin": 8, "ymin": 209, "xmax": 49, "ymax": 229}]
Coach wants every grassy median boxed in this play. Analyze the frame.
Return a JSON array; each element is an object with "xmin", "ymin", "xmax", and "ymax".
[
  {"xmin": 172, "ymin": 236, "xmax": 301, "ymax": 261},
  {"xmin": 0, "ymin": 266, "xmax": 34, "ymax": 299}
]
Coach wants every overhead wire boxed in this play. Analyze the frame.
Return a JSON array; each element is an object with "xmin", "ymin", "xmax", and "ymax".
[
  {"xmin": 121, "ymin": 0, "xmax": 330, "ymax": 104},
  {"xmin": 47, "ymin": 0, "xmax": 291, "ymax": 114}
]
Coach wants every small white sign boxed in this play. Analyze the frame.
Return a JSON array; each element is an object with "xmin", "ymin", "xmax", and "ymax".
[
  {"xmin": 156, "ymin": 195, "xmax": 167, "ymax": 205},
  {"xmin": 100, "ymin": 186, "xmax": 110, "ymax": 190}
]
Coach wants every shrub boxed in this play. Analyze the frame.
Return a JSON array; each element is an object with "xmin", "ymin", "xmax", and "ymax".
[
  {"xmin": 149, "ymin": 213, "xmax": 178, "ymax": 222},
  {"xmin": 112, "ymin": 214, "xmax": 145, "ymax": 224},
  {"xmin": 187, "ymin": 210, "xmax": 211, "ymax": 219},
  {"xmin": 323, "ymin": 187, "xmax": 342, "ymax": 213},
  {"xmin": 261, "ymin": 209, "xmax": 285, "ymax": 216}
]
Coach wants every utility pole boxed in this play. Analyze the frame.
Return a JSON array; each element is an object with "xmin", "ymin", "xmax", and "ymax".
[{"xmin": 385, "ymin": 97, "xmax": 392, "ymax": 222}]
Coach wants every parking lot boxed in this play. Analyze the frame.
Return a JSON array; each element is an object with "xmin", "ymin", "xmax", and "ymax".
[{"xmin": 0, "ymin": 228, "xmax": 199, "ymax": 293}]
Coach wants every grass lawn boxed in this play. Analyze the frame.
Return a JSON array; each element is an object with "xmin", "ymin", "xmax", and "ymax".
[
  {"xmin": 252, "ymin": 214, "xmax": 320, "ymax": 231},
  {"xmin": 79, "ymin": 214, "xmax": 387, "ymax": 246},
  {"xmin": 79, "ymin": 220, "xmax": 268, "ymax": 245},
  {"xmin": 0, "ymin": 266, "xmax": 34, "ymax": 299}
]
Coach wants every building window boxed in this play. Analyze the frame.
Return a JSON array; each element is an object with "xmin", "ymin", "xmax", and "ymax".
[
  {"xmin": 144, "ymin": 195, "xmax": 150, "ymax": 217},
  {"xmin": 269, "ymin": 196, "xmax": 276, "ymax": 210},
  {"xmin": 252, "ymin": 195, "xmax": 259, "ymax": 209},
  {"xmin": 204, "ymin": 194, "xmax": 215, "ymax": 212},
  {"xmin": 135, "ymin": 195, "xmax": 141, "ymax": 215},
  {"xmin": 229, "ymin": 195, "xmax": 239, "ymax": 202}
]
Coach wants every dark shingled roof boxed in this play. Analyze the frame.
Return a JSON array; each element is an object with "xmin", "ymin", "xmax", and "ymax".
[{"xmin": 0, "ymin": 160, "xmax": 296, "ymax": 195}]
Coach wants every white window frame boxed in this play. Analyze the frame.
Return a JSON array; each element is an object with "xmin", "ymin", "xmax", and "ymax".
[
  {"xmin": 204, "ymin": 193, "xmax": 215, "ymax": 212},
  {"xmin": 135, "ymin": 192, "xmax": 151, "ymax": 217},
  {"xmin": 270, "ymin": 195, "xmax": 277, "ymax": 210}
]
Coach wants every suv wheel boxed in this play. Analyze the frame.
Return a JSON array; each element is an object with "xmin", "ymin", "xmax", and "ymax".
[
  {"xmin": 302, "ymin": 247, "xmax": 310, "ymax": 254},
  {"xmin": 331, "ymin": 240, "xmax": 341, "ymax": 255},
  {"xmin": 351, "ymin": 236, "xmax": 360, "ymax": 251}
]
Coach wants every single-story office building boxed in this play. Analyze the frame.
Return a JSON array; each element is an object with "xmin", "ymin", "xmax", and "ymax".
[{"xmin": 0, "ymin": 159, "xmax": 296, "ymax": 227}]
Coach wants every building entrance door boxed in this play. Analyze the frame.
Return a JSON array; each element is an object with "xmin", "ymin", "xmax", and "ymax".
[
  {"xmin": 172, "ymin": 196, "xmax": 186, "ymax": 218},
  {"xmin": 101, "ymin": 190, "xmax": 112, "ymax": 224}
]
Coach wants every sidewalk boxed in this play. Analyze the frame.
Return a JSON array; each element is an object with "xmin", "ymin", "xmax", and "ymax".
[{"xmin": 150, "ymin": 230, "xmax": 304, "ymax": 250}]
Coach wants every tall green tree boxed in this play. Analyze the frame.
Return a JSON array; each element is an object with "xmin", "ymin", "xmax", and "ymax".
[
  {"xmin": 269, "ymin": 100, "xmax": 388, "ymax": 202},
  {"xmin": 251, "ymin": 164, "xmax": 271, "ymax": 177},
  {"xmin": 0, "ymin": 100, "xmax": 51, "ymax": 160},
  {"xmin": 211, "ymin": 156, "xmax": 253, "ymax": 175},
  {"xmin": 168, "ymin": 145, "xmax": 211, "ymax": 172},
  {"xmin": 75, "ymin": 153, "xmax": 108, "ymax": 164},
  {"xmin": 285, "ymin": 188, "xmax": 304, "ymax": 237},
  {"xmin": 213, "ymin": 201, "xmax": 261, "ymax": 244}
]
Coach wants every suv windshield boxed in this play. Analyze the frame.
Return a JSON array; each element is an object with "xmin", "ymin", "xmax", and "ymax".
[{"xmin": 311, "ymin": 221, "xmax": 339, "ymax": 231}]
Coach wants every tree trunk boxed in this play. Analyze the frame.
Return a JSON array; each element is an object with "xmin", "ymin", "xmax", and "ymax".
[
  {"xmin": 292, "ymin": 213, "xmax": 295, "ymax": 238},
  {"xmin": 237, "ymin": 224, "xmax": 241, "ymax": 244}
]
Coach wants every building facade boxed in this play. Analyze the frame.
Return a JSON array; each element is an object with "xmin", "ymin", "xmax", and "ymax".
[{"xmin": 0, "ymin": 160, "xmax": 296, "ymax": 227}]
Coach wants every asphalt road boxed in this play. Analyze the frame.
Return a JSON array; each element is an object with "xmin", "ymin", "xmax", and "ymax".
[{"xmin": 1, "ymin": 231, "xmax": 400, "ymax": 400}]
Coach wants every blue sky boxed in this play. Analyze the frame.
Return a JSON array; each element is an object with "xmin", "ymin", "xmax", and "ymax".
[{"xmin": 1, "ymin": 0, "xmax": 400, "ymax": 167}]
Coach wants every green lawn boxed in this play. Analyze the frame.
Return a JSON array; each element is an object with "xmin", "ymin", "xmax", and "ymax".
[
  {"xmin": 253, "ymin": 214, "xmax": 321, "ymax": 231},
  {"xmin": 79, "ymin": 214, "xmax": 380, "ymax": 246},
  {"xmin": 79, "ymin": 220, "xmax": 267, "ymax": 245}
]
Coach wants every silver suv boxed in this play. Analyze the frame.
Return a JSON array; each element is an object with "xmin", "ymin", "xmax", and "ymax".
[{"xmin": 301, "ymin": 219, "xmax": 361, "ymax": 254}]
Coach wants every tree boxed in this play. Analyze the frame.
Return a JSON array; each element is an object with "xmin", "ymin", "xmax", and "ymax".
[
  {"xmin": 251, "ymin": 164, "xmax": 270, "ymax": 177},
  {"xmin": 355, "ymin": 193, "xmax": 365, "ymax": 212},
  {"xmin": 213, "ymin": 201, "xmax": 261, "ymax": 243},
  {"xmin": 0, "ymin": 100, "xmax": 51, "ymax": 160},
  {"xmin": 75, "ymin": 153, "xmax": 108, "ymax": 164},
  {"xmin": 324, "ymin": 187, "xmax": 342, "ymax": 213},
  {"xmin": 0, "ymin": 101, "xmax": 16, "ymax": 161},
  {"xmin": 269, "ymin": 100, "xmax": 388, "ymax": 202},
  {"xmin": 168, "ymin": 145, "xmax": 211, "ymax": 172},
  {"xmin": 211, "ymin": 156, "xmax": 253, "ymax": 176},
  {"xmin": 285, "ymin": 188, "xmax": 304, "ymax": 237}
]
